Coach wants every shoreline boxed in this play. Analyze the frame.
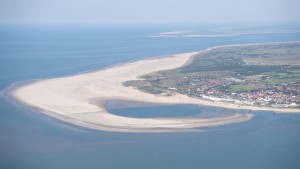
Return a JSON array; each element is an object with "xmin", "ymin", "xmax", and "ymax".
[{"xmin": 4, "ymin": 42, "xmax": 300, "ymax": 132}]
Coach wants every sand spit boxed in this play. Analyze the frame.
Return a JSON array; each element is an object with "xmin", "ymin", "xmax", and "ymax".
[{"xmin": 7, "ymin": 43, "xmax": 298, "ymax": 132}]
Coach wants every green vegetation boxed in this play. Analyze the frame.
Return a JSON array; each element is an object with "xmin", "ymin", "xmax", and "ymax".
[
  {"xmin": 223, "ymin": 84, "xmax": 259, "ymax": 93},
  {"xmin": 265, "ymin": 72, "xmax": 300, "ymax": 85},
  {"xmin": 242, "ymin": 44, "xmax": 300, "ymax": 65},
  {"xmin": 123, "ymin": 80, "xmax": 165, "ymax": 94}
]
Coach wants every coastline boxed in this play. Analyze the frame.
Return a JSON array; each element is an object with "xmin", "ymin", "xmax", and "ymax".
[{"xmin": 4, "ymin": 42, "xmax": 300, "ymax": 132}]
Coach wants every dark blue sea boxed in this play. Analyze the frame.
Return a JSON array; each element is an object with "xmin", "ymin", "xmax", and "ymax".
[{"xmin": 1, "ymin": 24, "xmax": 300, "ymax": 169}]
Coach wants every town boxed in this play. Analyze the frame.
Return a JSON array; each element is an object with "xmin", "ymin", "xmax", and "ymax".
[{"xmin": 174, "ymin": 75, "xmax": 300, "ymax": 108}]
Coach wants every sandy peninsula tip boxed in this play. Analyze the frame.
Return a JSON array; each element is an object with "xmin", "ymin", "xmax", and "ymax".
[{"xmin": 6, "ymin": 51, "xmax": 258, "ymax": 133}]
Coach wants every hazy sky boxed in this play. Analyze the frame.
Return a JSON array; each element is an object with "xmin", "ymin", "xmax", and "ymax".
[{"xmin": 0, "ymin": 0, "xmax": 299, "ymax": 24}]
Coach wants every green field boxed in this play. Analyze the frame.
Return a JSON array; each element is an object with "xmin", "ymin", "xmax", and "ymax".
[
  {"xmin": 242, "ymin": 44, "xmax": 300, "ymax": 65},
  {"xmin": 265, "ymin": 72, "xmax": 300, "ymax": 85},
  {"xmin": 223, "ymin": 84, "xmax": 260, "ymax": 93}
]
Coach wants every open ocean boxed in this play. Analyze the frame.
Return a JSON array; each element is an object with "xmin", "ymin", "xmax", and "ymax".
[{"xmin": 1, "ymin": 24, "xmax": 300, "ymax": 169}]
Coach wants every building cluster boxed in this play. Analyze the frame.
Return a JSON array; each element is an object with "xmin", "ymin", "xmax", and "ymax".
[{"xmin": 173, "ymin": 76, "xmax": 300, "ymax": 108}]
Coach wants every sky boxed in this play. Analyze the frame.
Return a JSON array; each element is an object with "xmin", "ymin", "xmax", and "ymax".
[{"xmin": 0, "ymin": 0, "xmax": 299, "ymax": 24}]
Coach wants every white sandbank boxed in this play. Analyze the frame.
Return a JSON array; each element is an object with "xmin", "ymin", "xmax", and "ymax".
[{"xmin": 7, "ymin": 44, "xmax": 298, "ymax": 132}]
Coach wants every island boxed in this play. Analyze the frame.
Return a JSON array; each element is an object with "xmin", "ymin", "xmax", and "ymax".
[{"xmin": 5, "ymin": 42, "xmax": 300, "ymax": 133}]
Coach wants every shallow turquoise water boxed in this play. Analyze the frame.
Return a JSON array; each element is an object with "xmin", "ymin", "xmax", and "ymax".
[{"xmin": 1, "ymin": 24, "xmax": 300, "ymax": 169}]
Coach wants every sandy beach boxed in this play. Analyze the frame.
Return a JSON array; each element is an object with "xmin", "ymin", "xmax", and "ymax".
[{"xmin": 6, "ymin": 44, "xmax": 299, "ymax": 132}]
